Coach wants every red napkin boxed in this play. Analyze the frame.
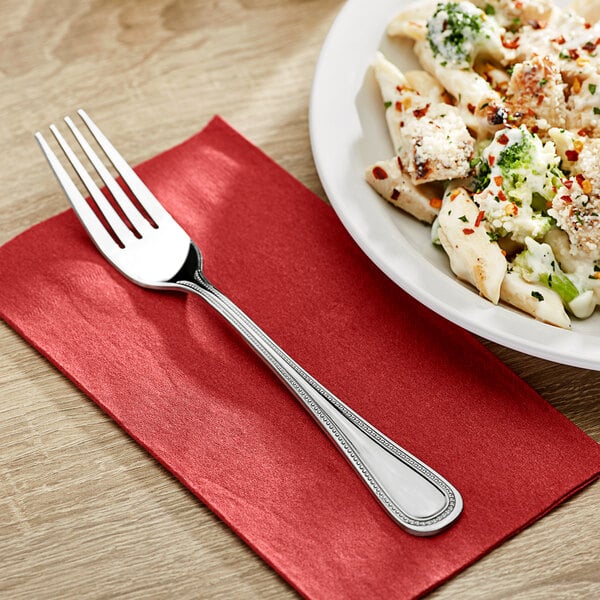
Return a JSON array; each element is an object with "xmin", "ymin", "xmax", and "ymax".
[{"xmin": 1, "ymin": 117, "xmax": 599, "ymax": 599}]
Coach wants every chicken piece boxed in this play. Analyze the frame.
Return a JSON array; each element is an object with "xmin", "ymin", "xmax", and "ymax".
[
  {"xmin": 365, "ymin": 157, "xmax": 441, "ymax": 224},
  {"xmin": 437, "ymin": 187, "xmax": 507, "ymax": 303},
  {"xmin": 504, "ymin": 55, "xmax": 567, "ymax": 132},
  {"xmin": 549, "ymin": 138, "xmax": 600, "ymax": 261},
  {"xmin": 372, "ymin": 52, "xmax": 474, "ymax": 184},
  {"xmin": 550, "ymin": 190, "xmax": 600, "ymax": 260},
  {"xmin": 500, "ymin": 271, "xmax": 571, "ymax": 328},
  {"xmin": 565, "ymin": 72, "xmax": 600, "ymax": 136},
  {"xmin": 544, "ymin": 228, "xmax": 590, "ymax": 274},
  {"xmin": 508, "ymin": 8, "xmax": 600, "ymax": 84}
]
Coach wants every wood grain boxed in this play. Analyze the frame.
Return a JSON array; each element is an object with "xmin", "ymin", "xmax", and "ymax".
[{"xmin": 0, "ymin": 1, "xmax": 598, "ymax": 598}]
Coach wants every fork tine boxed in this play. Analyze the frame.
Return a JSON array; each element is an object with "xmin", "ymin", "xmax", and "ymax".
[
  {"xmin": 49, "ymin": 124, "xmax": 137, "ymax": 247},
  {"xmin": 63, "ymin": 115, "xmax": 152, "ymax": 235},
  {"xmin": 35, "ymin": 131, "xmax": 120, "ymax": 252},
  {"xmin": 77, "ymin": 109, "xmax": 173, "ymax": 225}
]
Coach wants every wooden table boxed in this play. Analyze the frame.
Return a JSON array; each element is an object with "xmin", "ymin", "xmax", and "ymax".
[{"xmin": 1, "ymin": 1, "xmax": 598, "ymax": 598}]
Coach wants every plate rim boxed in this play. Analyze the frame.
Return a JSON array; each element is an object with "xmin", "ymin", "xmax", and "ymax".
[{"xmin": 308, "ymin": 0, "xmax": 600, "ymax": 370}]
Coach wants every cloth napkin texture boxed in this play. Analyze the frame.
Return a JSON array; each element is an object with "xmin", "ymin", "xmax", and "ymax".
[{"xmin": 1, "ymin": 116, "xmax": 599, "ymax": 600}]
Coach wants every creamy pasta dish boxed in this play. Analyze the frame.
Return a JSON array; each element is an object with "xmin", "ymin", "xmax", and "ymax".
[{"xmin": 365, "ymin": 0, "xmax": 600, "ymax": 328}]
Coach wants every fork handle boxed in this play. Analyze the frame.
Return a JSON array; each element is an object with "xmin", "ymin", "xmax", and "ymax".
[{"xmin": 178, "ymin": 274, "xmax": 462, "ymax": 535}]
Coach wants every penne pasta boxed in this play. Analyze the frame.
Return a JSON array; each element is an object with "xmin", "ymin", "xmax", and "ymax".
[{"xmin": 365, "ymin": 0, "xmax": 600, "ymax": 326}]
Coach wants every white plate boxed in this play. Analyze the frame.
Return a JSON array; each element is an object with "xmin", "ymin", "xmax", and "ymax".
[{"xmin": 309, "ymin": 0, "xmax": 600, "ymax": 370}]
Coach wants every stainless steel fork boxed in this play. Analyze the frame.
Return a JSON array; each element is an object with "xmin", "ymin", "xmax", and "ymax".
[{"xmin": 35, "ymin": 110, "xmax": 462, "ymax": 535}]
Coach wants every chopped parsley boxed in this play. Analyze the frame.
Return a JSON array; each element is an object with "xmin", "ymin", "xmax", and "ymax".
[
  {"xmin": 509, "ymin": 17, "xmax": 522, "ymax": 33},
  {"xmin": 427, "ymin": 2, "xmax": 488, "ymax": 67},
  {"xmin": 531, "ymin": 291, "xmax": 545, "ymax": 301}
]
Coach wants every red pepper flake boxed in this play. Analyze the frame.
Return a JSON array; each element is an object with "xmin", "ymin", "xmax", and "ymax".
[
  {"xmin": 397, "ymin": 156, "xmax": 403, "ymax": 169},
  {"xmin": 462, "ymin": 228, "xmax": 475, "ymax": 235},
  {"xmin": 563, "ymin": 179, "xmax": 574, "ymax": 189},
  {"xmin": 552, "ymin": 35, "xmax": 566, "ymax": 45},
  {"xmin": 391, "ymin": 188, "xmax": 400, "ymax": 200},
  {"xmin": 475, "ymin": 210, "xmax": 485, "ymax": 227},
  {"xmin": 585, "ymin": 22, "xmax": 592, "ymax": 29},
  {"xmin": 400, "ymin": 121, "xmax": 405, "ymax": 127},
  {"xmin": 502, "ymin": 35, "xmax": 520, "ymax": 49},
  {"xmin": 537, "ymin": 94, "xmax": 545, "ymax": 106},
  {"xmin": 569, "ymin": 48, "xmax": 580, "ymax": 60},
  {"xmin": 494, "ymin": 175, "xmax": 504, "ymax": 186},
  {"xmin": 561, "ymin": 195, "xmax": 572, "ymax": 204},
  {"xmin": 429, "ymin": 197, "xmax": 443, "ymax": 209},
  {"xmin": 582, "ymin": 179, "xmax": 593, "ymax": 194},
  {"xmin": 497, "ymin": 133, "xmax": 509, "ymax": 145},
  {"xmin": 565, "ymin": 149, "xmax": 580, "ymax": 161},
  {"xmin": 498, "ymin": 189, "xmax": 507, "ymax": 201},
  {"xmin": 489, "ymin": 155, "xmax": 496, "ymax": 166},
  {"xmin": 531, "ymin": 125, "xmax": 539, "ymax": 133},
  {"xmin": 372, "ymin": 166, "xmax": 388, "ymax": 180},
  {"xmin": 467, "ymin": 103, "xmax": 476, "ymax": 114},
  {"xmin": 413, "ymin": 103, "xmax": 430, "ymax": 118},
  {"xmin": 583, "ymin": 41, "xmax": 597, "ymax": 53},
  {"xmin": 576, "ymin": 173, "xmax": 586, "ymax": 186},
  {"xmin": 395, "ymin": 101, "xmax": 403, "ymax": 112},
  {"xmin": 577, "ymin": 128, "xmax": 588, "ymax": 137}
]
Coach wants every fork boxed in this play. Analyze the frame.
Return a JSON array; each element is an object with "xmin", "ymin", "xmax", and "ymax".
[{"xmin": 35, "ymin": 110, "xmax": 462, "ymax": 535}]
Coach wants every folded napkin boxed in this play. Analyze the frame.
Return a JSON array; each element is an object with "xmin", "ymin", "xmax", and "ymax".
[{"xmin": 1, "ymin": 117, "xmax": 599, "ymax": 599}]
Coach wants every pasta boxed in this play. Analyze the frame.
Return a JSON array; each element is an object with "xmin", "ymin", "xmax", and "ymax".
[{"xmin": 366, "ymin": 0, "xmax": 600, "ymax": 328}]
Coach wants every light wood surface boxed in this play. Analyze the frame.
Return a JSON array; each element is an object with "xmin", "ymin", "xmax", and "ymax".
[{"xmin": 0, "ymin": 1, "xmax": 598, "ymax": 598}]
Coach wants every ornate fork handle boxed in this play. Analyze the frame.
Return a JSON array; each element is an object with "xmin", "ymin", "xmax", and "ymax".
[
  {"xmin": 36, "ymin": 111, "xmax": 462, "ymax": 535},
  {"xmin": 177, "ymin": 262, "xmax": 462, "ymax": 536}
]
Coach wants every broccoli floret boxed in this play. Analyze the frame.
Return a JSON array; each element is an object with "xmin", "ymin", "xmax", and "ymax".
[
  {"xmin": 470, "ymin": 156, "xmax": 491, "ymax": 193},
  {"xmin": 497, "ymin": 131, "xmax": 536, "ymax": 177},
  {"xmin": 513, "ymin": 237, "xmax": 580, "ymax": 305},
  {"xmin": 539, "ymin": 272, "xmax": 580, "ymax": 303},
  {"xmin": 473, "ymin": 128, "xmax": 558, "ymax": 243},
  {"xmin": 493, "ymin": 128, "xmax": 561, "ymax": 207},
  {"xmin": 427, "ymin": 2, "xmax": 493, "ymax": 66}
]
